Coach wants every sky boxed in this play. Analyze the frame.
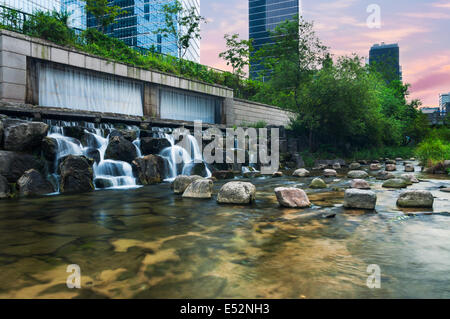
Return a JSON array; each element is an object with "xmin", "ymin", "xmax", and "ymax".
[{"xmin": 200, "ymin": 0, "xmax": 450, "ymax": 107}]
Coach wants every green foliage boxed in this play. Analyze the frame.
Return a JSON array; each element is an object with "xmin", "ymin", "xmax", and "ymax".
[
  {"xmin": 84, "ymin": 0, "xmax": 125, "ymax": 33},
  {"xmin": 415, "ymin": 138, "xmax": 450, "ymax": 167},
  {"xmin": 219, "ymin": 34, "xmax": 253, "ymax": 77}
]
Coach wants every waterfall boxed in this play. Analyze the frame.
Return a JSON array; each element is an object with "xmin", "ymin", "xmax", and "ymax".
[{"xmin": 160, "ymin": 132, "xmax": 211, "ymax": 182}]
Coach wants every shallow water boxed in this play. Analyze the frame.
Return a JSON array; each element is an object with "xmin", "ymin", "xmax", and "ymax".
[{"xmin": 0, "ymin": 165, "xmax": 449, "ymax": 299}]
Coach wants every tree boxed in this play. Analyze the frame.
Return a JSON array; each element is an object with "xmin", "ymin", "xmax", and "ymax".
[
  {"xmin": 155, "ymin": 0, "xmax": 207, "ymax": 59},
  {"xmin": 84, "ymin": 0, "xmax": 124, "ymax": 34},
  {"xmin": 219, "ymin": 34, "xmax": 253, "ymax": 77}
]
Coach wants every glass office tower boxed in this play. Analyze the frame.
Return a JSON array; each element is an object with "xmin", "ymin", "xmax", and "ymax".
[
  {"xmin": 86, "ymin": 0, "xmax": 200, "ymax": 63},
  {"xmin": 249, "ymin": 0, "xmax": 301, "ymax": 79},
  {"xmin": 369, "ymin": 43, "xmax": 402, "ymax": 83},
  {"xmin": 0, "ymin": 0, "xmax": 86, "ymax": 29}
]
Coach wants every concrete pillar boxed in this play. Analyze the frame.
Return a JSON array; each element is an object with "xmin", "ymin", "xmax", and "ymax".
[
  {"xmin": 143, "ymin": 83, "xmax": 159, "ymax": 119},
  {"xmin": 224, "ymin": 97, "xmax": 235, "ymax": 126}
]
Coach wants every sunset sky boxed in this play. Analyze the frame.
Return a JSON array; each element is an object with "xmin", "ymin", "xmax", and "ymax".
[{"xmin": 200, "ymin": 0, "xmax": 450, "ymax": 107}]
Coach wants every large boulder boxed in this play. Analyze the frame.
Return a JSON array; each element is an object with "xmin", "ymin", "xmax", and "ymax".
[
  {"xmin": 105, "ymin": 136, "xmax": 137, "ymax": 164},
  {"xmin": 172, "ymin": 175, "xmax": 203, "ymax": 194},
  {"xmin": 109, "ymin": 129, "xmax": 138, "ymax": 142},
  {"xmin": 323, "ymin": 169, "xmax": 337, "ymax": 177},
  {"xmin": 344, "ymin": 189, "xmax": 377, "ymax": 210},
  {"xmin": 212, "ymin": 170, "xmax": 235, "ymax": 180},
  {"xmin": 217, "ymin": 181, "xmax": 256, "ymax": 205},
  {"xmin": 404, "ymin": 164, "xmax": 415, "ymax": 172},
  {"xmin": 0, "ymin": 151, "xmax": 43, "ymax": 182},
  {"xmin": 63, "ymin": 126, "xmax": 85, "ymax": 140},
  {"xmin": 376, "ymin": 171, "xmax": 396, "ymax": 181},
  {"xmin": 370, "ymin": 163, "xmax": 381, "ymax": 171},
  {"xmin": 382, "ymin": 178, "xmax": 408, "ymax": 189},
  {"xmin": 132, "ymin": 155, "xmax": 166, "ymax": 185},
  {"xmin": 350, "ymin": 179, "xmax": 371, "ymax": 190},
  {"xmin": 349, "ymin": 162, "xmax": 361, "ymax": 170},
  {"xmin": 17, "ymin": 169, "xmax": 54, "ymax": 196},
  {"xmin": 0, "ymin": 175, "xmax": 10, "ymax": 199},
  {"xmin": 385, "ymin": 164, "xmax": 397, "ymax": 171},
  {"xmin": 332, "ymin": 163, "xmax": 341, "ymax": 170},
  {"xmin": 42, "ymin": 136, "xmax": 58, "ymax": 161},
  {"xmin": 397, "ymin": 190, "xmax": 434, "ymax": 208},
  {"xmin": 347, "ymin": 170, "xmax": 368, "ymax": 179},
  {"xmin": 94, "ymin": 178, "xmax": 114, "ymax": 189},
  {"xmin": 310, "ymin": 178, "xmax": 327, "ymax": 189},
  {"xmin": 182, "ymin": 179, "xmax": 213, "ymax": 199},
  {"xmin": 3, "ymin": 122, "xmax": 48, "ymax": 152},
  {"xmin": 293, "ymin": 168, "xmax": 310, "ymax": 177},
  {"xmin": 400, "ymin": 173, "xmax": 419, "ymax": 185},
  {"xmin": 140, "ymin": 137, "xmax": 171, "ymax": 155},
  {"xmin": 274, "ymin": 187, "xmax": 311, "ymax": 208},
  {"xmin": 59, "ymin": 155, "xmax": 94, "ymax": 193}
]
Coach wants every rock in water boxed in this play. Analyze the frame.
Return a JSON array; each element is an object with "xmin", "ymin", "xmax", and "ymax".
[
  {"xmin": 272, "ymin": 171, "xmax": 283, "ymax": 178},
  {"xmin": 386, "ymin": 164, "xmax": 397, "ymax": 171},
  {"xmin": 382, "ymin": 178, "xmax": 408, "ymax": 189},
  {"xmin": 344, "ymin": 189, "xmax": 377, "ymax": 210},
  {"xmin": 172, "ymin": 175, "xmax": 203, "ymax": 194},
  {"xmin": 349, "ymin": 162, "xmax": 361, "ymax": 170},
  {"xmin": 376, "ymin": 171, "xmax": 396, "ymax": 180},
  {"xmin": 183, "ymin": 179, "xmax": 213, "ymax": 199},
  {"xmin": 105, "ymin": 136, "xmax": 138, "ymax": 164},
  {"xmin": 310, "ymin": 178, "xmax": 327, "ymax": 189},
  {"xmin": 0, "ymin": 151, "xmax": 43, "ymax": 182},
  {"xmin": 3, "ymin": 122, "xmax": 48, "ymax": 152},
  {"xmin": 217, "ymin": 181, "xmax": 256, "ymax": 204},
  {"xmin": 42, "ymin": 137, "xmax": 58, "ymax": 161},
  {"xmin": 140, "ymin": 137, "xmax": 171, "ymax": 155},
  {"xmin": 293, "ymin": 168, "xmax": 310, "ymax": 177},
  {"xmin": 59, "ymin": 155, "xmax": 94, "ymax": 193},
  {"xmin": 347, "ymin": 170, "xmax": 369, "ymax": 179},
  {"xmin": 404, "ymin": 164, "xmax": 415, "ymax": 172},
  {"xmin": 332, "ymin": 163, "xmax": 341, "ymax": 170},
  {"xmin": 17, "ymin": 169, "xmax": 54, "ymax": 196},
  {"xmin": 212, "ymin": 170, "xmax": 235, "ymax": 180},
  {"xmin": 132, "ymin": 155, "xmax": 166, "ymax": 185},
  {"xmin": 400, "ymin": 173, "xmax": 419, "ymax": 184},
  {"xmin": 274, "ymin": 187, "xmax": 311, "ymax": 208},
  {"xmin": 350, "ymin": 179, "xmax": 371, "ymax": 189},
  {"xmin": 370, "ymin": 163, "xmax": 381, "ymax": 171},
  {"xmin": 397, "ymin": 190, "xmax": 434, "ymax": 208},
  {"xmin": 440, "ymin": 188, "xmax": 450, "ymax": 193},
  {"xmin": 0, "ymin": 175, "xmax": 10, "ymax": 199},
  {"xmin": 94, "ymin": 178, "xmax": 114, "ymax": 189},
  {"xmin": 323, "ymin": 169, "xmax": 337, "ymax": 177}
]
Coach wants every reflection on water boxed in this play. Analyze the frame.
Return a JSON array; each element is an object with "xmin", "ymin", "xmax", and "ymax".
[{"xmin": 0, "ymin": 170, "xmax": 449, "ymax": 298}]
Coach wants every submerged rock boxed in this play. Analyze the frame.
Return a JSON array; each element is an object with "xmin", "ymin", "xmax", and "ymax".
[
  {"xmin": 350, "ymin": 179, "xmax": 371, "ymax": 190},
  {"xmin": 94, "ymin": 178, "xmax": 114, "ymax": 189},
  {"xmin": 382, "ymin": 178, "xmax": 408, "ymax": 189},
  {"xmin": 132, "ymin": 155, "xmax": 166, "ymax": 185},
  {"xmin": 344, "ymin": 189, "xmax": 377, "ymax": 210},
  {"xmin": 182, "ymin": 178, "xmax": 213, "ymax": 199},
  {"xmin": 310, "ymin": 178, "xmax": 327, "ymax": 189},
  {"xmin": 172, "ymin": 175, "xmax": 203, "ymax": 194},
  {"xmin": 293, "ymin": 168, "xmax": 310, "ymax": 177},
  {"xmin": 274, "ymin": 187, "xmax": 311, "ymax": 208},
  {"xmin": 0, "ymin": 150, "xmax": 43, "ymax": 182},
  {"xmin": 3, "ymin": 122, "xmax": 48, "ymax": 152},
  {"xmin": 212, "ymin": 170, "xmax": 235, "ymax": 180},
  {"xmin": 17, "ymin": 169, "xmax": 54, "ymax": 196},
  {"xmin": 323, "ymin": 169, "xmax": 337, "ymax": 177},
  {"xmin": 140, "ymin": 137, "xmax": 171, "ymax": 155},
  {"xmin": 105, "ymin": 136, "xmax": 138, "ymax": 164},
  {"xmin": 347, "ymin": 170, "xmax": 369, "ymax": 179},
  {"xmin": 59, "ymin": 155, "xmax": 94, "ymax": 193},
  {"xmin": 0, "ymin": 175, "xmax": 10, "ymax": 199},
  {"xmin": 217, "ymin": 181, "xmax": 256, "ymax": 205},
  {"xmin": 397, "ymin": 190, "xmax": 434, "ymax": 208},
  {"xmin": 349, "ymin": 162, "xmax": 361, "ymax": 170}
]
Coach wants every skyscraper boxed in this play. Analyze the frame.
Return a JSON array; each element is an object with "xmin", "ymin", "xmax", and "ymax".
[
  {"xmin": 86, "ymin": 0, "xmax": 200, "ymax": 63},
  {"xmin": 439, "ymin": 93, "xmax": 450, "ymax": 113},
  {"xmin": 249, "ymin": 0, "xmax": 301, "ymax": 79},
  {"xmin": 369, "ymin": 43, "xmax": 402, "ymax": 83}
]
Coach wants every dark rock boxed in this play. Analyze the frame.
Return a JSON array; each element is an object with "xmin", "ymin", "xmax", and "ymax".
[
  {"xmin": 59, "ymin": 155, "xmax": 94, "ymax": 193},
  {"xmin": 132, "ymin": 155, "xmax": 166, "ymax": 185},
  {"xmin": 139, "ymin": 130, "xmax": 153, "ymax": 138},
  {"xmin": 17, "ymin": 169, "xmax": 54, "ymax": 196},
  {"xmin": 3, "ymin": 122, "xmax": 48, "ymax": 152},
  {"xmin": 94, "ymin": 178, "xmax": 114, "ymax": 189},
  {"xmin": 105, "ymin": 136, "xmax": 137, "ymax": 164},
  {"xmin": 349, "ymin": 162, "xmax": 361, "ymax": 170},
  {"xmin": 0, "ymin": 151, "xmax": 43, "ymax": 182},
  {"xmin": 140, "ymin": 137, "xmax": 171, "ymax": 155},
  {"xmin": 42, "ymin": 137, "xmax": 58, "ymax": 161},
  {"xmin": 109, "ymin": 129, "xmax": 137, "ymax": 142},
  {"xmin": 190, "ymin": 162, "xmax": 209, "ymax": 177},
  {"xmin": 85, "ymin": 148, "xmax": 101, "ymax": 164},
  {"xmin": 0, "ymin": 175, "xmax": 10, "ymax": 199},
  {"xmin": 0, "ymin": 120, "xmax": 3, "ymax": 147},
  {"xmin": 63, "ymin": 126, "xmax": 85, "ymax": 140},
  {"xmin": 81, "ymin": 133, "xmax": 102, "ymax": 148},
  {"xmin": 212, "ymin": 170, "xmax": 235, "ymax": 180}
]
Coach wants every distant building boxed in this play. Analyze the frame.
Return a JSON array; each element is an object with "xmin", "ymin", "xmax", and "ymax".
[
  {"xmin": 439, "ymin": 93, "xmax": 450, "ymax": 112},
  {"xmin": 421, "ymin": 107, "xmax": 440, "ymax": 114},
  {"xmin": 249, "ymin": 0, "xmax": 301, "ymax": 79},
  {"xmin": 369, "ymin": 42, "xmax": 402, "ymax": 83},
  {"xmin": 86, "ymin": 0, "xmax": 201, "ymax": 63}
]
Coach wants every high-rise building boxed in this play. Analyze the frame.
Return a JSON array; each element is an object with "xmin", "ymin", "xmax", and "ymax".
[
  {"xmin": 86, "ymin": 0, "xmax": 200, "ymax": 63},
  {"xmin": 369, "ymin": 42, "xmax": 402, "ymax": 83},
  {"xmin": 249, "ymin": 0, "xmax": 301, "ymax": 79},
  {"xmin": 0, "ymin": 0, "xmax": 86, "ymax": 29},
  {"xmin": 439, "ymin": 93, "xmax": 450, "ymax": 113}
]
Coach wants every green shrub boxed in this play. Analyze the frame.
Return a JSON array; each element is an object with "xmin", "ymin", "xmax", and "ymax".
[
  {"xmin": 23, "ymin": 11, "xmax": 76, "ymax": 46},
  {"xmin": 415, "ymin": 138, "xmax": 450, "ymax": 167}
]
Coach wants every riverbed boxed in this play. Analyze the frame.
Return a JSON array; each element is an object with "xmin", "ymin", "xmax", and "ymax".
[{"xmin": 0, "ymin": 166, "xmax": 449, "ymax": 298}]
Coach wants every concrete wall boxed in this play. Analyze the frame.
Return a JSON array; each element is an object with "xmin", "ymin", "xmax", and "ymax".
[{"xmin": 227, "ymin": 98, "xmax": 294, "ymax": 127}]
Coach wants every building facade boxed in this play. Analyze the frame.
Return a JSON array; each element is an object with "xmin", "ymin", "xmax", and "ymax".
[
  {"xmin": 249, "ymin": 0, "xmax": 301, "ymax": 79},
  {"xmin": 439, "ymin": 93, "xmax": 450, "ymax": 113},
  {"xmin": 369, "ymin": 43, "xmax": 402, "ymax": 83},
  {"xmin": 86, "ymin": 0, "xmax": 200, "ymax": 63}
]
